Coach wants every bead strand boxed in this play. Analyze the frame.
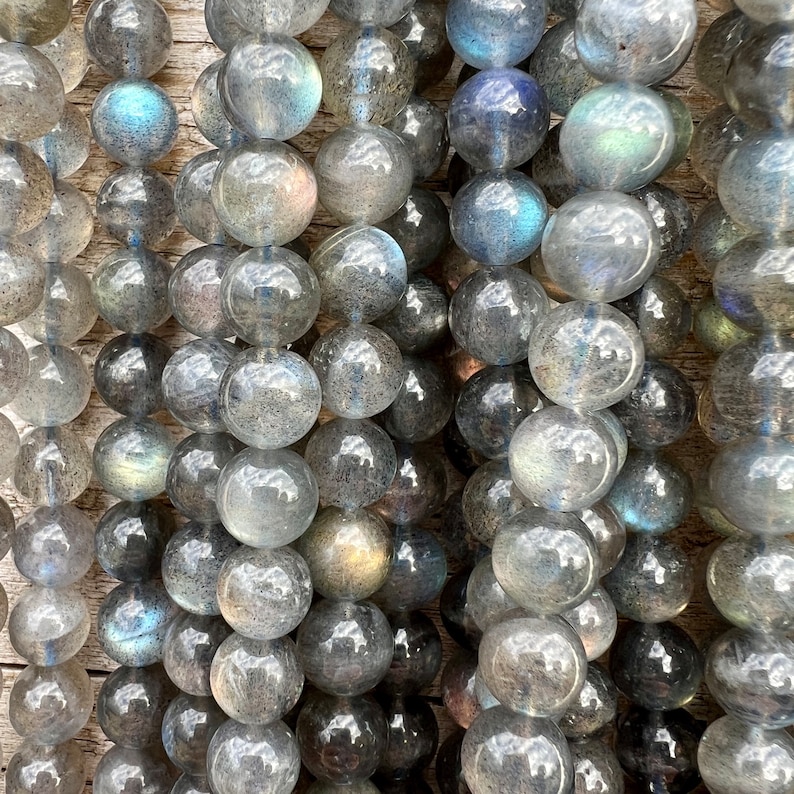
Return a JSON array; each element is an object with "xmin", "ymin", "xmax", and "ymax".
[{"xmin": 692, "ymin": 3, "xmax": 794, "ymax": 791}]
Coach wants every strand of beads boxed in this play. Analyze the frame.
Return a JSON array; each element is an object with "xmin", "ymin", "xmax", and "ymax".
[
  {"xmin": 288, "ymin": 3, "xmax": 419, "ymax": 788},
  {"xmin": 0, "ymin": 3, "xmax": 96, "ymax": 788},
  {"xmin": 532, "ymin": 1, "xmax": 703, "ymax": 791},
  {"xmin": 192, "ymin": 4, "xmax": 331, "ymax": 793},
  {"xmin": 689, "ymin": 3, "xmax": 794, "ymax": 791},
  {"xmin": 81, "ymin": 0, "xmax": 184, "ymax": 790}
]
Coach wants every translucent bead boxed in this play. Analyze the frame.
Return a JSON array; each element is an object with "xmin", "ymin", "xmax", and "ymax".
[
  {"xmin": 0, "ymin": 327, "xmax": 28, "ymax": 407},
  {"xmin": 695, "ymin": 292, "xmax": 754, "ymax": 358},
  {"xmin": 20, "ymin": 262, "xmax": 96, "ymax": 346},
  {"xmin": 446, "ymin": 0, "xmax": 546, "ymax": 69},
  {"xmin": 9, "ymin": 660, "xmax": 92, "ymax": 744},
  {"xmin": 219, "ymin": 246, "xmax": 320, "ymax": 346},
  {"xmin": 304, "ymin": 419, "xmax": 396, "ymax": 510},
  {"xmin": 310, "ymin": 323, "xmax": 404, "ymax": 419},
  {"xmin": 94, "ymin": 333, "xmax": 170, "ymax": 417},
  {"xmin": 297, "ymin": 599, "xmax": 393, "ymax": 696},
  {"xmin": 311, "ymin": 225, "xmax": 406, "ymax": 324},
  {"xmin": 169, "ymin": 245, "xmax": 237, "ymax": 338},
  {"xmin": 0, "ymin": 139, "xmax": 54, "ymax": 236},
  {"xmin": 376, "ymin": 694, "xmax": 438, "ymax": 781},
  {"xmin": 5, "ymin": 740, "xmax": 86, "ymax": 794},
  {"xmin": 561, "ymin": 587, "xmax": 617, "ymax": 662},
  {"xmin": 383, "ymin": 357, "xmax": 452, "ymax": 443},
  {"xmin": 216, "ymin": 545, "xmax": 312, "ymax": 639},
  {"xmin": 211, "ymin": 139, "xmax": 317, "ymax": 247},
  {"xmin": 695, "ymin": 10, "xmax": 753, "ymax": 102},
  {"xmin": 616, "ymin": 706, "xmax": 702, "ymax": 793},
  {"xmin": 461, "ymin": 707, "xmax": 573, "ymax": 794},
  {"xmin": 0, "ymin": 0, "xmax": 69, "ymax": 48},
  {"xmin": 94, "ymin": 417, "xmax": 175, "ymax": 501},
  {"xmin": 203, "ymin": 0, "xmax": 246, "ymax": 52},
  {"xmin": 707, "ymin": 628, "xmax": 794, "ymax": 728},
  {"xmin": 0, "ymin": 413, "xmax": 20, "ymax": 482},
  {"xmin": 479, "ymin": 614, "xmax": 586, "ymax": 717},
  {"xmin": 735, "ymin": 0, "xmax": 794, "ymax": 22},
  {"xmin": 373, "ymin": 277, "xmax": 445, "ymax": 357},
  {"xmin": 693, "ymin": 199, "xmax": 752, "ymax": 274},
  {"xmin": 13, "ymin": 505, "xmax": 93, "ymax": 587},
  {"xmin": 449, "ymin": 67, "xmax": 548, "ymax": 171},
  {"xmin": 577, "ymin": 501, "xmax": 626, "ymax": 577},
  {"xmin": 96, "ymin": 167, "xmax": 176, "ymax": 247},
  {"xmin": 529, "ymin": 300, "xmax": 645, "ymax": 411},
  {"xmin": 609, "ymin": 451, "xmax": 693, "ymax": 535},
  {"xmin": 450, "ymin": 171, "xmax": 549, "ymax": 266},
  {"xmin": 725, "ymin": 24, "xmax": 794, "ymax": 129},
  {"xmin": 386, "ymin": 95, "xmax": 449, "ymax": 182},
  {"xmin": 442, "ymin": 651, "xmax": 479, "ymax": 728},
  {"xmin": 373, "ymin": 525, "xmax": 447, "ymax": 613},
  {"xmin": 450, "ymin": 267, "xmax": 549, "ymax": 365},
  {"xmin": 376, "ymin": 188, "xmax": 450, "ymax": 275},
  {"xmin": 225, "ymin": 0, "xmax": 330, "ymax": 34},
  {"xmin": 96, "ymin": 664, "xmax": 175, "ymax": 748},
  {"xmin": 0, "ymin": 497, "xmax": 11, "ymax": 559},
  {"xmin": 93, "ymin": 246, "xmax": 171, "ymax": 333},
  {"xmin": 97, "ymin": 581, "xmax": 178, "ymax": 666},
  {"xmin": 219, "ymin": 347, "xmax": 321, "ymax": 449},
  {"xmin": 219, "ymin": 34, "xmax": 321, "ymax": 141},
  {"xmin": 455, "ymin": 364, "xmax": 543, "ymax": 461},
  {"xmin": 161, "ymin": 339, "xmax": 237, "ymax": 433},
  {"xmin": 715, "ymin": 236, "xmax": 794, "ymax": 332},
  {"xmin": 299, "ymin": 692, "xmax": 385, "ymax": 783},
  {"xmin": 633, "ymin": 181, "xmax": 694, "ymax": 270},
  {"xmin": 603, "ymin": 534, "xmax": 693, "ymax": 623},
  {"xmin": 460, "ymin": 459, "xmax": 526, "ymax": 547},
  {"xmin": 15, "ymin": 426, "xmax": 92, "ymax": 506},
  {"xmin": 329, "ymin": 0, "xmax": 412, "ymax": 25},
  {"xmin": 0, "ymin": 241, "xmax": 45, "ymax": 326},
  {"xmin": 91, "ymin": 79, "xmax": 178, "ymax": 168},
  {"xmin": 559, "ymin": 662, "xmax": 617, "ymax": 739},
  {"xmin": 297, "ymin": 506, "xmax": 392, "ymax": 601},
  {"xmin": 320, "ymin": 25, "xmax": 415, "ymax": 125},
  {"xmin": 613, "ymin": 274, "xmax": 692, "ymax": 359},
  {"xmin": 560, "ymin": 83, "xmax": 675, "ymax": 192},
  {"xmin": 391, "ymin": 0, "xmax": 454, "ymax": 92},
  {"xmin": 166, "ymin": 434, "xmax": 242, "ymax": 524},
  {"xmin": 531, "ymin": 124, "xmax": 580, "ymax": 210},
  {"xmin": 718, "ymin": 132, "xmax": 794, "ymax": 237},
  {"xmin": 691, "ymin": 104, "xmax": 749, "ymax": 190},
  {"xmin": 84, "ymin": 0, "xmax": 172, "ymax": 78},
  {"xmin": 574, "ymin": 0, "xmax": 697, "ymax": 85},
  {"xmin": 33, "ymin": 22, "xmax": 86, "ymax": 93},
  {"xmin": 712, "ymin": 335, "xmax": 794, "ymax": 436},
  {"xmin": 708, "ymin": 536, "xmax": 794, "ymax": 633},
  {"xmin": 9, "ymin": 584, "xmax": 89, "ymax": 666},
  {"xmin": 610, "ymin": 621, "xmax": 702, "ymax": 711},
  {"xmin": 210, "ymin": 632, "xmax": 303, "ymax": 724},
  {"xmin": 0, "ymin": 43, "xmax": 64, "ymax": 141},
  {"xmin": 216, "ymin": 447, "xmax": 318, "ymax": 547},
  {"xmin": 569, "ymin": 739, "xmax": 624, "ymax": 794},
  {"xmin": 206, "ymin": 720, "xmax": 300, "ymax": 794},
  {"xmin": 711, "ymin": 436, "xmax": 794, "ymax": 537},
  {"xmin": 698, "ymin": 715, "xmax": 794, "ymax": 794},
  {"xmin": 383, "ymin": 611, "xmax": 442, "ymax": 695},
  {"xmin": 95, "ymin": 499, "xmax": 173, "ymax": 582},
  {"xmin": 163, "ymin": 613, "xmax": 232, "ymax": 696},
  {"xmin": 162, "ymin": 693, "xmax": 225, "ymax": 775},
  {"xmin": 191, "ymin": 61, "xmax": 247, "ymax": 150},
  {"xmin": 659, "ymin": 90, "xmax": 694, "ymax": 172},
  {"xmin": 93, "ymin": 746, "xmax": 177, "ymax": 794},
  {"xmin": 493, "ymin": 508, "xmax": 599, "ymax": 614},
  {"xmin": 372, "ymin": 445, "xmax": 446, "ymax": 526},
  {"xmin": 171, "ymin": 775, "xmax": 212, "ymax": 794},
  {"xmin": 466, "ymin": 555, "xmax": 519, "ymax": 633},
  {"xmin": 508, "ymin": 406, "xmax": 619, "ymax": 512},
  {"xmin": 315, "ymin": 123, "xmax": 413, "ymax": 225},
  {"xmin": 695, "ymin": 470, "xmax": 745, "ymax": 538}
]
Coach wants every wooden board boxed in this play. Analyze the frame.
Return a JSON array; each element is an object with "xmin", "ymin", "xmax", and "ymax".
[{"xmin": 0, "ymin": 1, "xmax": 731, "ymax": 792}]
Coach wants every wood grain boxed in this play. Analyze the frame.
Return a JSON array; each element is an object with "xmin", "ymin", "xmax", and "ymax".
[{"xmin": 0, "ymin": 2, "xmax": 729, "ymax": 792}]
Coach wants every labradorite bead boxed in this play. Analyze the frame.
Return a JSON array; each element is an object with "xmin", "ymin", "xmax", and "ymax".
[
  {"xmin": 162, "ymin": 693, "xmax": 225, "ymax": 776},
  {"xmin": 27, "ymin": 102, "xmax": 91, "ymax": 179},
  {"xmin": 163, "ymin": 612, "xmax": 232, "ymax": 696},
  {"xmin": 0, "ymin": 139, "xmax": 54, "ymax": 236}
]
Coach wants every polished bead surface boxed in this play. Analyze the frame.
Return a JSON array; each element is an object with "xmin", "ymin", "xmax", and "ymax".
[
  {"xmin": 93, "ymin": 746, "xmax": 177, "ymax": 794},
  {"xmin": 162, "ymin": 693, "xmax": 225, "ymax": 776},
  {"xmin": 216, "ymin": 545, "xmax": 312, "ymax": 640},
  {"xmin": 5, "ymin": 739, "xmax": 86, "ymax": 794},
  {"xmin": 0, "ymin": 139, "xmax": 54, "ymax": 236},
  {"xmin": 461, "ymin": 459, "xmax": 527, "ymax": 547},
  {"xmin": 562, "ymin": 587, "xmax": 617, "ymax": 662},
  {"xmin": 27, "ymin": 102, "xmax": 92, "ymax": 180},
  {"xmin": 210, "ymin": 632, "xmax": 303, "ymax": 725},
  {"xmin": 0, "ymin": 327, "xmax": 29, "ymax": 408},
  {"xmin": 559, "ymin": 662, "xmax": 617, "ymax": 740},
  {"xmin": 84, "ymin": 0, "xmax": 172, "ymax": 78}
]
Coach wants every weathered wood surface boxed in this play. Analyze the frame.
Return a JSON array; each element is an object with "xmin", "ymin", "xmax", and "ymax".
[{"xmin": 0, "ymin": 1, "xmax": 731, "ymax": 792}]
